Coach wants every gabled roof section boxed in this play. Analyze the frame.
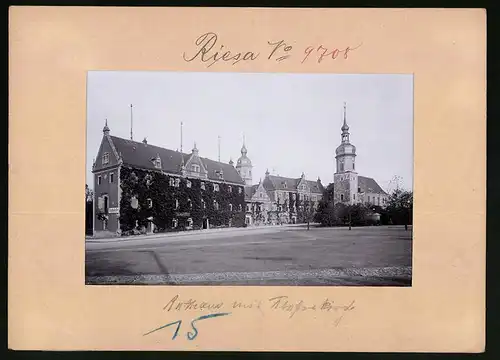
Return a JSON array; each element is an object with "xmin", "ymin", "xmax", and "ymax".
[
  {"xmin": 262, "ymin": 175, "xmax": 300, "ymax": 191},
  {"xmin": 109, "ymin": 136, "xmax": 244, "ymax": 184},
  {"xmin": 306, "ymin": 180, "xmax": 324, "ymax": 194},
  {"xmin": 358, "ymin": 176, "xmax": 387, "ymax": 195},
  {"xmin": 244, "ymin": 185, "xmax": 259, "ymax": 201}
]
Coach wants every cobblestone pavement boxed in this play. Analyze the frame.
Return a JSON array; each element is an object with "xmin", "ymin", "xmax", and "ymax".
[{"xmin": 86, "ymin": 225, "xmax": 412, "ymax": 286}]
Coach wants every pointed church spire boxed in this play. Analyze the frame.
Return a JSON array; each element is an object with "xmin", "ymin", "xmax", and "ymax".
[
  {"xmin": 103, "ymin": 118, "xmax": 110, "ymax": 135},
  {"xmin": 341, "ymin": 102, "xmax": 350, "ymax": 143}
]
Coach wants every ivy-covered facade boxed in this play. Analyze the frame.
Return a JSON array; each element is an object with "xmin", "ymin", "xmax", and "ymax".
[
  {"xmin": 91, "ymin": 122, "xmax": 246, "ymax": 235},
  {"xmin": 119, "ymin": 167, "xmax": 246, "ymax": 234}
]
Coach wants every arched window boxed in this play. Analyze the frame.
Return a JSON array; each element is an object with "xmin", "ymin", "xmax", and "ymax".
[{"xmin": 229, "ymin": 203, "xmax": 233, "ymax": 211}]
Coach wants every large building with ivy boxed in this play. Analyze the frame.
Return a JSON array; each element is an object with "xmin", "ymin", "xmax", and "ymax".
[
  {"xmin": 92, "ymin": 121, "xmax": 246, "ymax": 235},
  {"xmin": 333, "ymin": 103, "xmax": 389, "ymax": 207}
]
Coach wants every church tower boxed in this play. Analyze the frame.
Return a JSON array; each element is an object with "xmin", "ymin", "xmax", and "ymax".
[
  {"xmin": 236, "ymin": 138, "xmax": 253, "ymax": 186},
  {"xmin": 334, "ymin": 103, "xmax": 359, "ymax": 205}
]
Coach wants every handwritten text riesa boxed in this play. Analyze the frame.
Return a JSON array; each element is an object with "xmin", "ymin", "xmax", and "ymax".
[{"xmin": 183, "ymin": 32, "xmax": 362, "ymax": 67}]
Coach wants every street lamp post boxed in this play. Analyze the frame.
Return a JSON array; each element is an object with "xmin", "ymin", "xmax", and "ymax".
[{"xmin": 348, "ymin": 208, "xmax": 352, "ymax": 230}]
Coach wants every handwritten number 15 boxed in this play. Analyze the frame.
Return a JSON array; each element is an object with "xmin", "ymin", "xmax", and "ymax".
[{"xmin": 143, "ymin": 313, "xmax": 231, "ymax": 341}]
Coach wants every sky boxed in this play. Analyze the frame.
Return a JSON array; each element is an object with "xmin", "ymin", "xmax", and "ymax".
[{"xmin": 86, "ymin": 71, "xmax": 413, "ymax": 192}]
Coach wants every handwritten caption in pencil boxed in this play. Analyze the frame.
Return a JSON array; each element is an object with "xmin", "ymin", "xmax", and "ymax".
[
  {"xmin": 143, "ymin": 295, "xmax": 356, "ymax": 341},
  {"xmin": 182, "ymin": 32, "xmax": 363, "ymax": 68}
]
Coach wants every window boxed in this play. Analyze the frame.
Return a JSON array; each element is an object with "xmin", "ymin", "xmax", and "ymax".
[
  {"xmin": 147, "ymin": 198, "xmax": 153, "ymax": 208},
  {"xmin": 368, "ymin": 196, "xmax": 371, "ymax": 203},
  {"xmin": 283, "ymin": 182, "xmax": 287, "ymax": 188},
  {"xmin": 218, "ymin": 171, "xmax": 224, "ymax": 179},
  {"xmin": 188, "ymin": 199, "xmax": 192, "ymax": 209},
  {"xmin": 169, "ymin": 178, "xmax": 175, "ymax": 186},
  {"xmin": 358, "ymin": 187, "xmax": 361, "ymax": 193},
  {"xmin": 259, "ymin": 192, "xmax": 263, "ymax": 198},
  {"xmin": 154, "ymin": 158, "xmax": 161, "ymax": 169},
  {"xmin": 201, "ymin": 199, "xmax": 206, "ymax": 209},
  {"xmin": 110, "ymin": 173, "xmax": 114, "ymax": 183},
  {"xmin": 246, "ymin": 204, "xmax": 251, "ymax": 212},
  {"xmin": 192, "ymin": 164, "xmax": 200, "ymax": 172},
  {"xmin": 174, "ymin": 178, "xmax": 180, "ymax": 187},
  {"xmin": 353, "ymin": 194, "xmax": 355, "ymax": 200},
  {"xmin": 175, "ymin": 199, "xmax": 179, "ymax": 209},
  {"xmin": 186, "ymin": 180, "xmax": 192, "ymax": 188},
  {"xmin": 238, "ymin": 187, "xmax": 242, "ymax": 194},
  {"xmin": 103, "ymin": 195, "xmax": 109, "ymax": 213},
  {"xmin": 228, "ymin": 185, "xmax": 232, "ymax": 193},
  {"xmin": 214, "ymin": 200, "xmax": 219, "ymax": 210},
  {"xmin": 201, "ymin": 182, "xmax": 206, "ymax": 190},
  {"xmin": 238, "ymin": 204, "xmax": 242, "ymax": 211},
  {"xmin": 102, "ymin": 152, "xmax": 109, "ymax": 165},
  {"xmin": 214, "ymin": 184, "xmax": 219, "ymax": 192},
  {"xmin": 229, "ymin": 203, "xmax": 233, "ymax": 211},
  {"xmin": 353, "ymin": 162, "xmax": 355, "ymax": 170},
  {"xmin": 339, "ymin": 162, "xmax": 344, "ymax": 172},
  {"xmin": 340, "ymin": 194, "xmax": 344, "ymax": 201},
  {"xmin": 172, "ymin": 219, "xmax": 178, "ymax": 228},
  {"xmin": 97, "ymin": 175, "xmax": 102, "ymax": 185},
  {"xmin": 249, "ymin": 170, "xmax": 252, "ymax": 176}
]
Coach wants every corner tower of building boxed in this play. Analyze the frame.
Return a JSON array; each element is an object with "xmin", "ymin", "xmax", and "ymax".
[{"xmin": 334, "ymin": 102, "xmax": 359, "ymax": 204}]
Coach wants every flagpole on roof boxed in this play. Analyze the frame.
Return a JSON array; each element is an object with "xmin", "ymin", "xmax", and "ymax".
[
  {"xmin": 218, "ymin": 135, "xmax": 221, "ymax": 162},
  {"xmin": 130, "ymin": 104, "xmax": 133, "ymax": 140},
  {"xmin": 180, "ymin": 121, "xmax": 183, "ymax": 153}
]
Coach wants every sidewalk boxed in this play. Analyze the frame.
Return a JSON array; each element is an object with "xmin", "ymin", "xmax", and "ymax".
[{"xmin": 86, "ymin": 223, "xmax": 318, "ymax": 243}]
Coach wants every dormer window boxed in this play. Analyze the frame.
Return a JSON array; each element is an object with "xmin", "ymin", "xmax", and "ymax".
[
  {"xmin": 174, "ymin": 178, "xmax": 180, "ymax": 187},
  {"xmin": 169, "ymin": 178, "xmax": 175, "ymax": 187},
  {"xmin": 214, "ymin": 184, "xmax": 219, "ymax": 192},
  {"xmin": 283, "ymin": 182, "xmax": 287, "ymax": 188},
  {"xmin": 186, "ymin": 180, "xmax": 192, "ymax": 188},
  {"xmin": 153, "ymin": 156, "xmax": 162, "ymax": 169},
  {"xmin": 238, "ymin": 187, "xmax": 242, "ymax": 194},
  {"xmin": 201, "ymin": 182, "xmax": 206, "ymax": 190},
  {"xmin": 216, "ymin": 170, "xmax": 224, "ymax": 179},
  {"xmin": 102, "ymin": 152, "xmax": 109, "ymax": 165},
  {"xmin": 192, "ymin": 164, "xmax": 200, "ymax": 172}
]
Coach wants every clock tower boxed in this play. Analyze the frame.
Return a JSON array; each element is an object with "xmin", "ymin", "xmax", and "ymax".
[{"xmin": 334, "ymin": 102, "xmax": 359, "ymax": 205}]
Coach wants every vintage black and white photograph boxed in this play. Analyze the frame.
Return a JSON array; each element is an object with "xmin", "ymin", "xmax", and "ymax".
[{"xmin": 85, "ymin": 71, "xmax": 413, "ymax": 286}]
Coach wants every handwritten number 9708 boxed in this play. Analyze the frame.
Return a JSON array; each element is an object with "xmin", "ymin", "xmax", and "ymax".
[{"xmin": 143, "ymin": 313, "xmax": 231, "ymax": 341}]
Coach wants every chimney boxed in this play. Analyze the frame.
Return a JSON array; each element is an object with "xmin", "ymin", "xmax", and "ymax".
[{"xmin": 142, "ymin": 137, "xmax": 148, "ymax": 145}]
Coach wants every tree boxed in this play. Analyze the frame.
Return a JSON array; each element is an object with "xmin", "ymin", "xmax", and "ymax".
[{"xmin": 386, "ymin": 189, "xmax": 413, "ymax": 229}]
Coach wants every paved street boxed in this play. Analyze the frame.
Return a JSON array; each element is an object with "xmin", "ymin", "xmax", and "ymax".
[{"xmin": 85, "ymin": 225, "xmax": 412, "ymax": 286}]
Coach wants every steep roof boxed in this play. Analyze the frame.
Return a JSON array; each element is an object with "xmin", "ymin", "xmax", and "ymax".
[
  {"xmin": 262, "ymin": 175, "xmax": 324, "ymax": 194},
  {"xmin": 306, "ymin": 180, "xmax": 325, "ymax": 194},
  {"xmin": 244, "ymin": 185, "xmax": 258, "ymax": 201},
  {"xmin": 109, "ymin": 136, "xmax": 244, "ymax": 184},
  {"xmin": 358, "ymin": 176, "xmax": 387, "ymax": 195},
  {"xmin": 263, "ymin": 175, "xmax": 299, "ymax": 191}
]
